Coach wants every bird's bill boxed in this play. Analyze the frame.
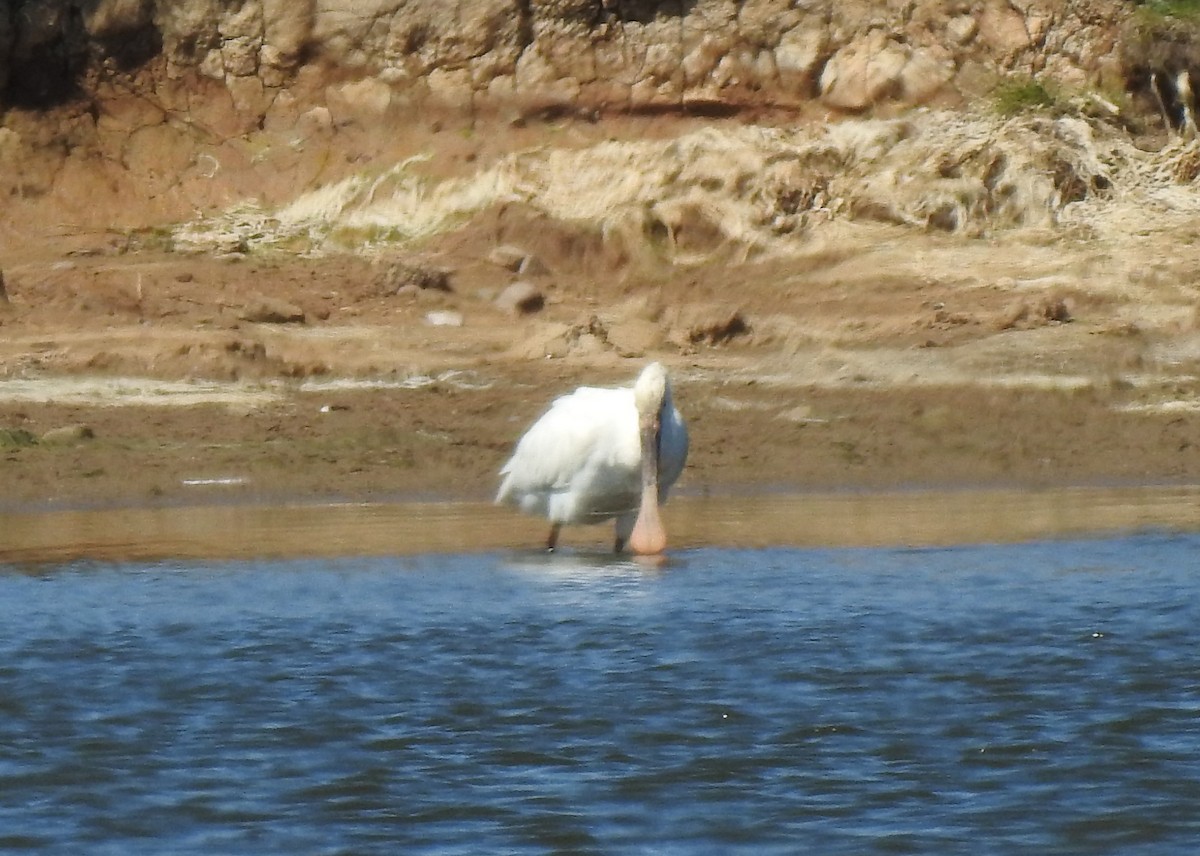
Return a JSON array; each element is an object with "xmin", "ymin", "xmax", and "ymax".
[{"xmin": 628, "ymin": 414, "xmax": 667, "ymax": 555}]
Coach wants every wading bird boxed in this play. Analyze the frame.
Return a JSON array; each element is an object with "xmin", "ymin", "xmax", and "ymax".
[{"xmin": 496, "ymin": 362, "xmax": 688, "ymax": 554}]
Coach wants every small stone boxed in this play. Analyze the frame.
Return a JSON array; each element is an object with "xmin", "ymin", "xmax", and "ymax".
[
  {"xmin": 487, "ymin": 245, "xmax": 548, "ymax": 277},
  {"xmin": 669, "ymin": 307, "xmax": 750, "ymax": 347},
  {"xmin": 487, "ymin": 244, "xmax": 530, "ymax": 272},
  {"xmin": 1042, "ymin": 297, "xmax": 1073, "ymax": 323},
  {"xmin": 999, "ymin": 296, "xmax": 1073, "ymax": 330},
  {"xmin": 39, "ymin": 424, "xmax": 94, "ymax": 446},
  {"xmin": 947, "ymin": 15, "xmax": 979, "ymax": 45},
  {"xmin": 425, "ymin": 310, "xmax": 464, "ymax": 327},
  {"xmin": 240, "ymin": 296, "xmax": 306, "ymax": 324},
  {"xmin": 695, "ymin": 313, "xmax": 748, "ymax": 344},
  {"xmin": 377, "ymin": 258, "xmax": 452, "ymax": 295},
  {"xmin": 495, "ymin": 281, "xmax": 545, "ymax": 315}
]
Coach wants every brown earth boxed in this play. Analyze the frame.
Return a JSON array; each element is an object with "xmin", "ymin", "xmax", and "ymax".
[{"xmin": 4, "ymin": 111, "xmax": 1200, "ymax": 517}]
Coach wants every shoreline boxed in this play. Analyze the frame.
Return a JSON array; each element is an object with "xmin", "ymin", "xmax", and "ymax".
[
  {"xmin": 5, "ymin": 483, "xmax": 1200, "ymax": 565},
  {"xmin": 5, "ymin": 373, "xmax": 1200, "ymax": 514}
]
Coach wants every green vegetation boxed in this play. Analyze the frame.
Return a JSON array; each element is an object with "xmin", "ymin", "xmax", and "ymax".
[
  {"xmin": 0, "ymin": 428, "xmax": 38, "ymax": 449},
  {"xmin": 1135, "ymin": 0, "xmax": 1200, "ymax": 23},
  {"xmin": 126, "ymin": 225, "xmax": 176, "ymax": 253},
  {"xmin": 992, "ymin": 78, "xmax": 1059, "ymax": 117},
  {"xmin": 990, "ymin": 77, "xmax": 1127, "ymax": 123}
]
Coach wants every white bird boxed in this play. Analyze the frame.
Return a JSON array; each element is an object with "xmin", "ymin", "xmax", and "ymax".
[{"xmin": 496, "ymin": 362, "xmax": 688, "ymax": 554}]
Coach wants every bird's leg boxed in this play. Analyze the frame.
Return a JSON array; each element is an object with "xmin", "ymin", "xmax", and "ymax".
[
  {"xmin": 614, "ymin": 536, "xmax": 626, "ymax": 554},
  {"xmin": 546, "ymin": 523, "xmax": 561, "ymax": 552}
]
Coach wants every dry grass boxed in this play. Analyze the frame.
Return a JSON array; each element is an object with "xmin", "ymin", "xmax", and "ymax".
[{"xmin": 173, "ymin": 111, "xmax": 1200, "ymax": 260}]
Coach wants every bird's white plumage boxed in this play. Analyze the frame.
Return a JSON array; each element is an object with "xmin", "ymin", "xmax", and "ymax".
[{"xmin": 496, "ymin": 364, "xmax": 688, "ymax": 543}]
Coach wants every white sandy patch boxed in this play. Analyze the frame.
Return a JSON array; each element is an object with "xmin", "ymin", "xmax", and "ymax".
[
  {"xmin": 0, "ymin": 377, "xmax": 284, "ymax": 407},
  {"xmin": 1115, "ymin": 397, "xmax": 1200, "ymax": 415},
  {"xmin": 0, "ymin": 371, "xmax": 494, "ymax": 407}
]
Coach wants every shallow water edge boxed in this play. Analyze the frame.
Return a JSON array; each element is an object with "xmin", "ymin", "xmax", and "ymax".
[{"xmin": 4, "ymin": 485, "xmax": 1200, "ymax": 564}]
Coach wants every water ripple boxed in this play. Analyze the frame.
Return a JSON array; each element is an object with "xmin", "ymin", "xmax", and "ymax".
[{"xmin": 2, "ymin": 537, "xmax": 1200, "ymax": 853}]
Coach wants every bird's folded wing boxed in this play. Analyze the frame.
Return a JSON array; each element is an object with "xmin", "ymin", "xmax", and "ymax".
[{"xmin": 497, "ymin": 387, "xmax": 636, "ymax": 498}]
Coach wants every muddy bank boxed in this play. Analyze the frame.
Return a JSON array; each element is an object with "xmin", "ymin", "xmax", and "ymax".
[
  {"xmin": 5, "ymin": 175, "xmax": 1200, "ymax": 512},
  {"xmin": 4, "ymin": 359, "xmax": 1200, "ymax": 514}
]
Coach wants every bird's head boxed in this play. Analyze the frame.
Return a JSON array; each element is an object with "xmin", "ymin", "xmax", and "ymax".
[{"xmin": 633, "ymin": 362, "xmax": 668, "ymax": 432}]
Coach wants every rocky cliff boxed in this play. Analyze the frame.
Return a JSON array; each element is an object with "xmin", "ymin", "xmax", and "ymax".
[
  {"xmin": 7, "ymin": 0, "xmax": 1199, "ymax": 241},
  {"xmin": 1, "ymin": 0, "xmax": 1134, "ymax": 125}
]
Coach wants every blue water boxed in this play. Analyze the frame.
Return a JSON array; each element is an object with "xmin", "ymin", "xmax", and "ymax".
[{"xmin": 2, "ymin": 535, "xmax": 1199, "ymax": 854}]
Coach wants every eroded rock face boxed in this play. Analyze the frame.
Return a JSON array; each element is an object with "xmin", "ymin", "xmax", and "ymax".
[
  {"xmin": 0, "ymin": 0, "xmax": 1129, "ymax": 121},
  {"xmin": 0, "ymin": 0, "xmax": 1158, "ymax": 235},
  {"xmin": 0, "ymin": 6, "xmax": 12, "ymax": 95},
  {"xmin": 0, "ymin": 0, "xmax": 159, "ymax": 105}
]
